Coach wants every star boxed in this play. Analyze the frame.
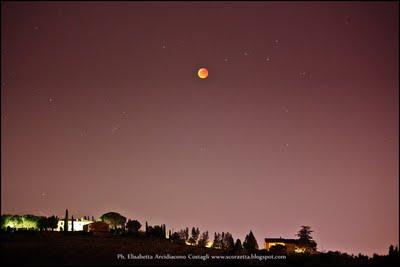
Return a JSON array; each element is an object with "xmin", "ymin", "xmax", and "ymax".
[
  {"xmin": 266, "ymin": 57, "xmax": 271, "ymax": 62},
  {"xmin": 273, "ymin": 39, "xmax": 279, "ymax": 48},
  {"xmin": 34, "ymin": 26, "xmax": 39, "ymax": 30},
  {"xmin": 48, "ymin": 97, "xmax": 54, "ymax": 103},
  {"xmin": 224, "ymin": 57, "xmax": 229, "ymax": 62},
  {"xmin": 244, "ymin": 51, "xmax": 248, "ymax": 56}
]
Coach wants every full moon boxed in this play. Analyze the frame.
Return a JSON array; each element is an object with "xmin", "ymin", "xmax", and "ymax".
[{"xmin": 197, "ymin": 68, "xmax": 208, "ymax": 79}]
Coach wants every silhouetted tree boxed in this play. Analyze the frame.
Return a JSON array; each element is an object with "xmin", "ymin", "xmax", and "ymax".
[
  {"xmin": 175, "ymin": 227, "xmax": 189, "ymax": 242},
  {"xmin": 296, "ymin": 225, "xmax": 313, "ymax": 242},
  {"xmin": 188, "ymin": 227, "xmax": 200, "ymax": 245},
  {"xmin": 126, "ymin": 219, "xmax": 141, "ymax": 233},
  {"xmin": 170, "ymin": 232, "xmax": 185, "ymax": 244},
  {"xmin": 243, "ymin": 230, "xmax": 258, "ymax": 252},
  {"xmin": 198, "ymin": 231, "xmax": 209, "ymax": 247},
  {"xmin": 389, "ymin": 245, "xmax": 395, "ymax": 256},
  {"xmin": 145, "ymin": 221, "xmax": 148, "ymax": 233},
  {"xmin": 0, "ymin": 215, "xmax": 8, "ymax": 229},
  {"xmin": 212, "ymin": 232, "xmax": 223, "ymax": 249},
  {"xmin": 91, "ymin": 216, "xmax": 95, "ymax": 221},
  {"xmin": 388, "ymin": 244, "xmax": 400, "ymax": 260},
  {"xmin": 64, "ymin": 209, "xmax": 68, "ymax": 232},
  {"xmin": 184, "ymin": 227, "xmax": 189, "ymax": 241},
  {"xmin": 223, "ymin": 232, "xmax": 235, "ymax": 252},
  {"xmin": 71, "ymin": 215, "xmax": 74, "ymax": 232},
  {"xmin": 100, "ymin": 212, "xmax": 127, "ymax": 230},
  {"xmin": 233, "ymin": 239, "xmax": 243, "ymax": 254},
  {"xmin": 47, "ymin": 215, "xmax": 58, "ymax": 231},
  {"xmin": 147, "ymin": 225, "xmax": 166, "ymax": 238},
  {"xmin": 37, "ymin": 217, "xmax": 48, "ymax": 231},
  {"xmin": 162, "ymin": 224, "xmax": 166, "ymax": 238},
  {"xmin": 296, "ymin": 225, "xmax": 317, "ymax": 252}
]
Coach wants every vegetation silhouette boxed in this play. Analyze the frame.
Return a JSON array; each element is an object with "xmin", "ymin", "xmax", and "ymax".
[
  {"xmin": 126, "ymin": 219, "xmax": 141, "ymax": 235},
  {"xmin": 233, "ymin": 238, "xmax": 244, "ymax": 254},
  {"xmin": 100, "ymin": 212, "xmax": 126, "ymax": 231},
  {"xmin": 188, "ymin": 227, "xmax": 200, "ymax": 245},
  {"xmin": 243, "ymin": 230, "xmax": 258, "ymax": 252},
  {"xmin": 1, "ymin": 212, "xmax": 399, "ymax": 266},
  {"xmin": 296, "ymin": 225, "xmax": 317, "ymax": 253},
  {"xmin": 63, "ymin": 209, "xmax": 68, "ymax": 232},
  {"xmin": 197, "ymin": 231, "xmax": 209, "ymax": 247}
]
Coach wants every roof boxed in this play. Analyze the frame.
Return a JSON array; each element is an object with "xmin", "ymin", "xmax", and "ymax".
[{"xmin": 264, "ymin": 238, "xmax": 299, "ymax": 243}]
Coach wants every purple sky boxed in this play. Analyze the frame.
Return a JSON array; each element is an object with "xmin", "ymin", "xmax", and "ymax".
[{"xmin": 1, "ymin": 2, "xmax": 398, "ymax": 256}]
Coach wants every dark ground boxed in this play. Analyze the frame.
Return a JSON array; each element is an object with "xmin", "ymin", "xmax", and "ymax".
[
  {"xmin": 0, "ymin": 231, "xmax": 266, "ymax": 266},
  {"xmin": 0, "ymin": 231, "xmax": 398, "ymax": 266}
]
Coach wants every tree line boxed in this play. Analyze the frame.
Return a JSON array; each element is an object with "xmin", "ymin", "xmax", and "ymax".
[
  {"xmin": 3, "ymin": 210, "xmax": 398, "ymax": 261},
  {"xmin": 99, "ymin": 211, "xmax": 261, "ymax": 253}
]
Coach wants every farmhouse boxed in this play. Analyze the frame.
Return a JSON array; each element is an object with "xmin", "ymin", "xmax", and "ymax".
[
  {"xmin": 57, "ymin": 217, "xmax": 93, "ymax": 231},
  {"xmin": 264, "ymin": 238, "xmax": 315, "ymax": 254}
]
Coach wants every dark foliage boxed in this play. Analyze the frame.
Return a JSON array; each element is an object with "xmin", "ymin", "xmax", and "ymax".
[
  {"xmin": 243, "ymin": 230, "xmax": 258, "ymax": 252},
  {"xmin": 126, "ymin": 219, "xmax": 141, "ymax": 234}
]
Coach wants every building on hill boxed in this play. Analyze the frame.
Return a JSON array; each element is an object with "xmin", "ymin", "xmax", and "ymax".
[
  {"xmin": 57, "ymin": 217, "xmax": 93, "ymax": 231},
  {"xmin": 264, "ymin": 238, "xmax": 316, "ymax": 254}
]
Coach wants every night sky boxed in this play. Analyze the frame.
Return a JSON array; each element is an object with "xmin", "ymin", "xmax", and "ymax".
[{"xmin": 1, "ymin": 2, "xmax": 398, "ymax": 256}]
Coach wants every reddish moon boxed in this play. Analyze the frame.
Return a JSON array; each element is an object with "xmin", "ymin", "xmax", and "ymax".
[{"xmin": 197, "ymin": 68, "xmax": 208, "ymax": 79}]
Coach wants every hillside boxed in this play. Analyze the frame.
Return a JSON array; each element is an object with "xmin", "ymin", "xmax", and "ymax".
[
  {"xmin": 1, "ymin": 231, "xmax": 398, "ymax": 266},
  {"xmin": 0, "ymin": 231, "xmax": 244, "ymax": 266}
]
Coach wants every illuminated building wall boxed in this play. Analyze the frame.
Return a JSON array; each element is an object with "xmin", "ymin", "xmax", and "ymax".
[
  {"xmin": 57, "ymin": 218, "xmax": 93, "ymax": 231},
  {"xmin": 264, "ymin": 238, "xmax": 312, "ymax": 254}
]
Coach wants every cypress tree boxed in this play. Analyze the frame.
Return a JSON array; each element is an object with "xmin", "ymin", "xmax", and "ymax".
[
  {"xmin": 233, "ymin": 239, "xmax": 243, "ymax": 254},
  {"xmin": 64, "ymin": 209, "xmax": 68, "ymax": 232},
  {"xmin": 243, "ymin": 230, "xmax": 258, "ymax": 252}
]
